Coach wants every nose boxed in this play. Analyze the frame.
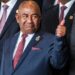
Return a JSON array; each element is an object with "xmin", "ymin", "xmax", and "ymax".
[{"xmin": 27, "ymin": 16, "xmax": 32, "ymax": 23}]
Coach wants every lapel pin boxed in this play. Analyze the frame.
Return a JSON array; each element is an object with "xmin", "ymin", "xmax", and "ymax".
[
  {"xmin": 69, "ymin": 15, "xmax": 73, "ymax": 20},
  {"xmin": 35, "ymin": 36, "xmax": 41, "ymax": 42}
]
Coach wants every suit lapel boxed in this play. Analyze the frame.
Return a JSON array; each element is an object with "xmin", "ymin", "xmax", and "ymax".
[
  {"xmin": 14, "ymin": 31, "xmax": 44, "ymax": 71},
  {"xmin": 65, "ymin": 2, "xmax": 75, "ymax": 39},
  {"xmin": 70, "ymin": 14, "xmax": 75, "ymax": 50},
  {"xmin": 52, "ymin": 5, "xmax": 59, "ymax": 33},
  {"xmin": 65, "ymin": 2, "xmax": 75, "ymax": 20},
  {"xmin": 4, "ymin": 33, "xmax": 19, "ymax": 75},
  {"xmin": 9, "ymin": 33, "xmax": 19, "ymax": 73},
  {"xmin": 53, "ymin": 4, "xmax": 59, "ymax": 21}
]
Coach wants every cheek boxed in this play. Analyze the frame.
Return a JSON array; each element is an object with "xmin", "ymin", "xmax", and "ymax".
[
  {"xmin": 33, "ymin": 19, "xmax": 39, "ymax": 25},
  {"xmin": 19, "ymin": 19, "xmax": 26, "ymax": 26},
  {"xmin": 34, "ymin": 19, "xmax": 40, "ymax": 27},
  {"xmin": 18, "ymin": 20, "xmax": 25, "ymax": 28}
]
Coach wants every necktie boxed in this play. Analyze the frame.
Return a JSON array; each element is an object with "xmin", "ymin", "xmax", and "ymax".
[
  {"xmin": 13, "ymin": 34, "xmax": 27, "ymax": 69},
  {"xmin": 57, "ymin": 0, "xmax": 60, "ymax": 4},
  {"xmin": 0, "ymin": 4, "xmax": 8, "ymax": 33},
  {"xmin": 59, "ymin": 6, "xmax": 67, "ymax": 22}
]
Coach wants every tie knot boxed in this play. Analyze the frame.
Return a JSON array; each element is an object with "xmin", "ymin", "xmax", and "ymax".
[
  {"xmin": 22, "ymin": 34, "xmax": 28, "ymax": 39},
  {"xmin": 3, "ymin": 4, "xmax": 8, "ymax": 10},
  {"xmin": 61, "ymin": 6, "xmax": 67, "ymax": 11}
]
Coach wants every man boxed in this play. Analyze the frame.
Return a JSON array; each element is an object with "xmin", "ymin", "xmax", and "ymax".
[
  {"xmin": 1, "ymin": 1, "xmax": 68, "ymax": 75},
  {"xmin": 42, "ymin": 0, "xmax": 75, "ymax": 34},
  {"xmin": 0, "ymin": 0, "xmax": 24, "ymax": 66},
  {"xmin": 42, "ymin": 0, "xmax": 75, "ymax": 47},
  {"xmin": 42, "ymin": 0, "xmax": 75, "ymax": 75}
]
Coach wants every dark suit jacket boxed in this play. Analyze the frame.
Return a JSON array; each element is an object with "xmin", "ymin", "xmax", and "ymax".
[
  {"xmin": 0, "ymin": 0, "xmax": 24, "ymax": 65},
  {"xmin": 70, "ymin": 14, "xmax": 75, "ymax": 75},
  {"xmin": 42, "ymin": 2, "xmax": 75, "ymax": 75},
  {"xmin": 1, "ymin": 31, "xmax": 68, "ymax": 75},
  {"xmin": 42, "ymin": 0, "xmax": 55, "ymax": 13}
]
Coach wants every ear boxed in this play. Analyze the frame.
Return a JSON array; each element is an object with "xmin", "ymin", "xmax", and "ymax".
[{"xmin": 15, "ymin": 10, "xmax": 20, "ymax": 23}]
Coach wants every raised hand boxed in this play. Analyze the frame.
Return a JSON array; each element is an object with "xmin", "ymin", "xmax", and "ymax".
[{"xmin": 56, "ymin": 20, "xmax": 66, "ymax": 37}]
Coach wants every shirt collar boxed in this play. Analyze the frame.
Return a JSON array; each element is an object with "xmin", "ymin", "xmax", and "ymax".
[
  {"xmin": 1, "ymin": 0, "xmax": 17, "ymax": 8},
  {"xmin": 59, "ymin": 0, "xmax": 75, "ymax": 8},
  {"xmin": 19, "ymin": 31, "xmax": 35, "ymax": 38}
]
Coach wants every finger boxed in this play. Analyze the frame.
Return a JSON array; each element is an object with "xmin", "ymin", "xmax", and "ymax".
[
  {"xmin": 56, "ymin": 33, "xmax": 63, "ymax": 37},
  {"xmin": 56, "ymin": 32, "xmax": 65, "ymax": 37}
]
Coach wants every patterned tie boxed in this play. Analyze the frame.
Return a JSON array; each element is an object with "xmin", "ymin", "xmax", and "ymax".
[
  {"xmin": 13, "ymin": 34, "xmax": 27, "ymax": 69},
  {"xmin": 0, "ymin": 4, "xmax": 8, "ymax": 33},
  {"xmin": 59, "ymin": 6, "xmax": 67, "ymax": 22}
]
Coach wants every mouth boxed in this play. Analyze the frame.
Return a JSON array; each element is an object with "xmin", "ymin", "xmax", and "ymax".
[{"xmin": 24, "ymin": 24, "xmax": 33, "ymax": 28}]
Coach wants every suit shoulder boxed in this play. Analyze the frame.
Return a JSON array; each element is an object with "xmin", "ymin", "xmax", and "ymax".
[
  {"xmin": 43, "ymin": 32, "xmax": 56, "ymax": 40},
  {"xmin": 4, "ymin": 32, "xmax": 19, "ymax": 45},
  {"xmin": 42, "ymin": 32, "xmax": 62, "ymax": 44}
]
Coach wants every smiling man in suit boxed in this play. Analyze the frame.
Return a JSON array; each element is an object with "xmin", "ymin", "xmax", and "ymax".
[{"xmin": 1, "ymin": 0, "xmax": 68, "ymax": 75}]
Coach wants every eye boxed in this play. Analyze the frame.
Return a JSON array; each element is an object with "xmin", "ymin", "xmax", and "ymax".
[
  {"xmin": 32, "ymin": 14, "xmax": 39, "ymax": 19},
  {"xmin": 22, "ymin": 14, "xmax": 28, "ymax": 19}
]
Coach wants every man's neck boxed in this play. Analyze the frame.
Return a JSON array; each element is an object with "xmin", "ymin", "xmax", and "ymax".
[
  {"xmin": 60, "ymin": 0, "xmax": 71, "ymax": 5},
  {"xmin": 2, "ymin": 0, "xmax": 9, "ymax": 3}
]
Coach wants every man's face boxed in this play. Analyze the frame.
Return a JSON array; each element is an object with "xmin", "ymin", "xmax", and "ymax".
[{"xmin": 16, "ymin": 5, "xmax": 41, "ymax": 34}]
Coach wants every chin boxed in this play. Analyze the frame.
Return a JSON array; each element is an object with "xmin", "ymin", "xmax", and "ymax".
[{"xmin": 25, "ymin": 30, "xmax": 33, "ymax": 34}]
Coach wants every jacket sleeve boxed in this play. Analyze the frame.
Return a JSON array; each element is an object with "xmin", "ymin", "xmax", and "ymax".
[{"xmin": 48, "ymin": 36, "xmax": 68, "ymax": 69}]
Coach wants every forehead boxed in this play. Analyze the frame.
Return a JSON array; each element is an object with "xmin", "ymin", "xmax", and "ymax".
[
  {"xmin": 20, "ymin": 6, "xmax": 38, "ymax": 14},
  {"xmin": 18, "ymin": 1, "xmax": 40, "ymax": 15}
]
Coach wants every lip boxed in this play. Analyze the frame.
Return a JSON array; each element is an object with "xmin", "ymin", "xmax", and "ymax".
[
  {"xmin": 24, "ymin": 25, "xmax": 33, "ymax": 29},
  {"xmin": 24, "ymin": 24, "xmax": 33, "ymax": 27},
  {"xmin": 25, "ymin": 28, "xmax": 32, "ymax": 30}
]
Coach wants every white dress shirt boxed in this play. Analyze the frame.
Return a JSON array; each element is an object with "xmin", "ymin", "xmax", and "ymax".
[
  {"xmin": 13, "ymin": 32, "xmax": 34, "ymax": 58},
  {"xmin": 59, "ymin": 0, "xmax": 75, "ymax": 19},
  {"xmin": 0, "ymin": 0, "xmax": 17, "ymax": 20}
]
